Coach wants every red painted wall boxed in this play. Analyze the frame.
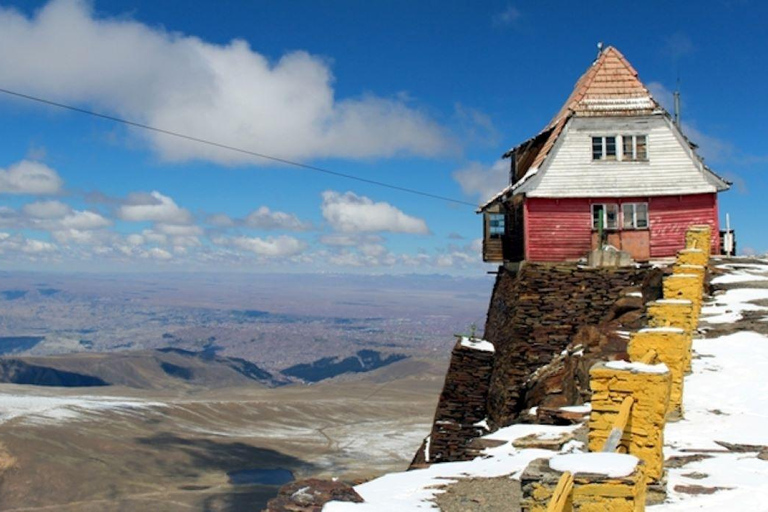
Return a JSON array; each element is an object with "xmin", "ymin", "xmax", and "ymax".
[
  {"xmin": 525, "ymin": 193, "xmax": 720, "ymax": 262},
  {"xmin": 648, "ymin": 193, "xmax": 719, "ymax": 258},
  {"xmin": 525, "ymin": 198, "xmax": 593, "ymax": 261}
]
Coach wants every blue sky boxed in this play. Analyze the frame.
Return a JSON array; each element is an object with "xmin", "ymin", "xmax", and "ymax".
[{"xmin": 0, "ymin": 0, "xmax": 765, "ymax": 273}]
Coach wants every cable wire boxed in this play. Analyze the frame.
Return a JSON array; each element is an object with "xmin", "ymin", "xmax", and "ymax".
[{"xmin": 0, "ymin": 87, "xmax": 478, "ymax": 208}]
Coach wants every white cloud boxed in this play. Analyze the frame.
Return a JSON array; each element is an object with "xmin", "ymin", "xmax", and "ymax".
[
  {"xmin": 321, "ymin": 190, "xmax": 429, "ymax": 234},
  {"xmin": 22, "ymin": 200, "xmax": 70, "ymax": 218},
  {"xmin": 244, "ymin": 206, "xmax": 312, "ymax": 231},
  {"xmin": 0, "ymin": 160, "xmax": 63, "ymax": 195},
  {"xmin": 0, "ymin": 0, "xmax": 449, "ymax": 164},
  {"xmin": 206, "ymin": 213, "xmax": 235, "ymax": 227},
  {"xmin": 154, "ymin": 223, "xmax": 203, "ymax": 236},
  {"xmin": 219, "ymin": 235, "xmax": 307, "ymax": 257},
  {"xmin": 118, "ymin": 191, "xmax": 192, "ymax": 224},
  {"xmin": 319, "ymin": 234, "xmax": 384, "ymax": 247},
  {"xmin": 0, "ymin": 232, "xmax": 58, "ymax": 255},
  {"xmin": 453, "ymin": 160, "xmax": 508, "ymax": 202},
  {"xmin": 57, "ymin": 210, "xmax": 111, "ymax": 230},
  {"xmin": 646, "ymin": 81, "xmax": 675, "ymax": 113},
  {"xmin": 21, "ymin": 238, "xmax": 56, "ymax": 253},
  {"xmin": 145, "ymin": 247, "xmax": 172, "ymax": 260}
]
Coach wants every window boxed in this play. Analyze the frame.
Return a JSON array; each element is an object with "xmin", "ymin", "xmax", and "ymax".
[
  {"xmin": 622, "ymin": 203, "xmax": 649, "ymax": 229},
  {"xmin": 621, "ymin": 135, "xmax": 648, "ymax": 161},
  {"xmin": 592, "ymin": 136, "xmax": 617, "ymax": 160},
  {"xmin": 592, "ymin": 204, "xmax": 619, "ymax": 230},
  {"xmin": 488, "ymin": 213, "xmax": 505, "ymax": 238}
]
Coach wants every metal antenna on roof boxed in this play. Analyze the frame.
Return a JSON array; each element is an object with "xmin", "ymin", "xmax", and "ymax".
[
  {"xmin": 596, "ymin": 41, "xmax": 604, "ymax": 60},
  {"xmin": 673, "ymin": 76, "xmax": 682, "ymax": 128}
]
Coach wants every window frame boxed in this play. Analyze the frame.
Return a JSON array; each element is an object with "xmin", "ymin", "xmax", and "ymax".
[
  {"xmin": 487, "ymin": 213, "xmax": 506, "ymax": 239},
  {"xmin": 620, "ymin": 134, "xmax": 649, "ymax": 161},
  {"xmin": 591, "ymin": 203, "xmax": 619, "ymax": 230},
  {"xmin": 621, "ymin": 202, "xmax": 649, "ymax": 230},
  {"xmin": 591, "ymin": 135, "xmax": 618, "ymax": 161}
]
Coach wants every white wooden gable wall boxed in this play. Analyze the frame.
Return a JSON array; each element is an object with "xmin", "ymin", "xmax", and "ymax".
[{"xmin": 521, "ymin": 116, "xmax": 721, "ymax": 198}]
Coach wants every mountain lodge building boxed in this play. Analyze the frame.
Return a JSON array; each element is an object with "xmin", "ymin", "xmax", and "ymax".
[{"xmin": 480, "ymin": 46, "xmax": 730, "ymax": 264}]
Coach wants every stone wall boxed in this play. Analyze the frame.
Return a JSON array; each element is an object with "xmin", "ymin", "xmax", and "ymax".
[
  {"xmin": 484, "ymin": 264, "xmax": 653, "ymax": 427},
  {"xmin": 412, "ymin": 262, "xmax": 658, "ymax": 466},
  {"xmin": 411, "ymin": 338, "xmax": 495, "ymax": 466}
]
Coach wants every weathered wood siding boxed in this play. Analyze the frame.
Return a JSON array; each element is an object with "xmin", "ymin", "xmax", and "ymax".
[
  {"xmin": 525, "ymin": 194, "xmax": 720, "ymax": 262},
  {"xmin": 525, "ymin": 116, "xmax": 721, "ymax": 198},
  {"xmin": 526, "ymin": 198, "xmax": 592, "ymax": 261},
  {"xmin": 648, "ymin": 193, "xmax": 719, "ymax": 257}
]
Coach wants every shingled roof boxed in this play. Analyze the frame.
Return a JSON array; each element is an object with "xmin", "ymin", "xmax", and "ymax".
[{"xmin": 481, "ymin": 46, "xmax": 679, "ymax": 211}]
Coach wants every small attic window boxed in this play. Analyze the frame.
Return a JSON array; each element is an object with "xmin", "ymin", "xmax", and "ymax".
[
  {"xmin": 622, "ymin": 135, "xmax": 648, "ymax": 161},
  {"xmin": 592, "ymin": 136, "xmax": 617, "ymax": 160}
]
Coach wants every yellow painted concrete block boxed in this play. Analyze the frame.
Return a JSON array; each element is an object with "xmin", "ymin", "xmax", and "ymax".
[
  {"xmin": 663, "ymin": 274, "xmax": 704, "ymax": 311},
  {"xmin": 521, "ymin": 457, "xmax": 647, "ymax": 512},
  {"xmin": 628, "ymin": 328, "xmax": 690, "ymax": 420},
  {"xmin": 646, "ymin": 299, "xmax": 697, "ymax": 332},
  {"xmin": 685, "ymin": 226, "xmax": 712, "ymax": 255},
  {"xmin": 589, "ymin": 362, "xmax": 671, "ymax": 482},
  {"xmin": 677, "ymin": 248, "xmax": 708, "ymax": 267},
  {"xmin": 672, "ymin": 264, "xmax": 706, "ymax": 281}
]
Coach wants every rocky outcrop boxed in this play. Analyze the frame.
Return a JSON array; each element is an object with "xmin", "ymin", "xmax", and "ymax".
[
  {"xmin": 263, "ymin": 478, "xmax": 363, "ymax": 511},
  {"xmin": 412, "ymin": 262, "xmax": 661, "ymax": 465},
  {"xmin": 484, "ymin": 264, "xmax": 655, "ymax": 427}
]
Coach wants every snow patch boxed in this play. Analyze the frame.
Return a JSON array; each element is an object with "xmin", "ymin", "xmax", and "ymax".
[
  {"xmin": 459, "ymin": 336, "xmax": 495, "ymax": 353},
  {"xmin": 549, "ymin": 453, "xmax": 639, "ymax": 478},
  {"xmin": 0, "ymin": 393, "xmax": 164, "ymax": 425},
  {"xmin": 605, "ymin": 360, "xmax": 669, "ymax": 374}
]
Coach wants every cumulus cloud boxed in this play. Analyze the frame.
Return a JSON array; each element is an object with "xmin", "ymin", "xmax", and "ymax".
[
  {"xmin": 22, "ymin": 200, "xmax": 70, "ymax": 218},
  {"xmin": 321, "ymin": 191, "xmax": 429, "ymax": 234},
  {"xmin": 0, "ymin": 160, "xmax": 63, "ymax": 195},
  {"xmin": 154, "ymin": 223, "xmax": 203, "ymax": 236},
  {"xmin": 319, "ymin": 234, "xmax": 384, "ymax": 247},
  {"xmin": 216, "ymin": 235, "xmax": 307, "ymax": 257},
  {"xmin": 244, "ymin": 206, "xmax": 312, "ymax": 231},
  {"xmin": 206, "ymin": 213, "xmax": 235, "ymax": 227},
  {"xmin": 0, "ymin": 0, "xmax": 449, "ymax": 164},
  {"xmin": 453, "ymin": 160, "xmax": 508, "ymax": 203},
  {"xmin": 118, "ymin": 191, "xmax": 192, "ymax": 224},
  {"xmin": 0, "ymin": 232, "xmax": 57, "ymax": 254},
  {"xmin": 57, "ymin": 210, "xmax": 111, "ymax": 230}
]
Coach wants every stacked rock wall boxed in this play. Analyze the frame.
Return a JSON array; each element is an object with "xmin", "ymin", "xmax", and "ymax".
[
  {"xmin": 484, "ymin": 264, "xmax": 650, "ymax": 426},
  {"xmin": 411, "ymin": 339, "xmax": 495, "ymax": 465}
]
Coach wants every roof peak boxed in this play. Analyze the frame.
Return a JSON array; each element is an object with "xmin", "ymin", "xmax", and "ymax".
[{"xmin": 548, "ymin": 46, "xmax": 660, "ymax": 126}]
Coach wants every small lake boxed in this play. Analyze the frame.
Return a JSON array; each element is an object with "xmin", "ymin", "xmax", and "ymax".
[{"xmin": 227, "ymin": 468, "xmax": 294, "ymax": 486}]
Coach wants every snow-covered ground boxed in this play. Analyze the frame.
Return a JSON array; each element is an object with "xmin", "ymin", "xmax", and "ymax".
[
  {"xmin": 653, "ymin": 259, "xmax": 768, "ymax": 509},
  {"xmin": 325, "ymin": 258, "xmax": 768, "ymax": 511},
  {"xmin": 325, "ymin": 424, "xmax": 582, "ymax": 511},
  {"xmin": 0, "ymin": 393, "xmax": 165, "ymax": 425}
]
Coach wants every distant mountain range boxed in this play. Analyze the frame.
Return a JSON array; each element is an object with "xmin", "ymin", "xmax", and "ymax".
[{"xmin": 0, "ymin": 347, "xmax": 410, "ymax": 389}]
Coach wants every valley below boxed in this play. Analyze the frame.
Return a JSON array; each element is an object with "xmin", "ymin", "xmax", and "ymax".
[
  {"xmin": 0, "ymin": 271, "xmax": 489, "ymax": 511},
  {"xmin": 0, "ymin": 360, "xmax": 445, "ymax": 511}
]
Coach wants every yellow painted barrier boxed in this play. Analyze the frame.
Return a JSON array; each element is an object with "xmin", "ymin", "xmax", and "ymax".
[
  {"xmin": 676, "ymin": 248, "xmax": 708, "ymax": 267},
  {"xmin": 589, "ymin": 361, "xmax": 671, "ymax": 482},
  {"xmin": 546, "ymin": 471, "xmax": 573, "ymax": 512},
  {"xmin": 685, "ymin": 225, "xmax": 712, "ymax": 255},
  {"xmin": 647, "ymin": 299, "xmax": 697, "ymax": 332},
  {"xmin": 628, "ymin": 328, "xmax": 690, "ymax": 420},
  {"xmin": 521, "ymin": 456, "xmax": 647, "ymax": 512},
  {"xmin": 663, "ymin": 274, "xmax": 704, "ymax": 311}
]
